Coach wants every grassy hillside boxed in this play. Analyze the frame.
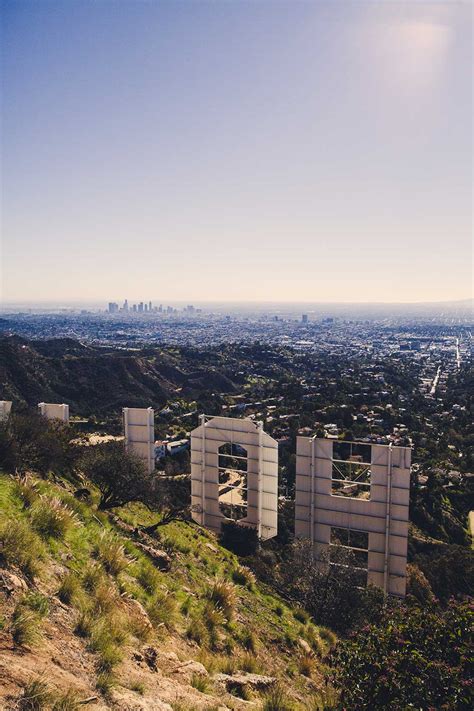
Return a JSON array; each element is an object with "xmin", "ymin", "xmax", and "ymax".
[{"xmin": 0, "ymin": 472, "xmax": 337, "ymax": 711}]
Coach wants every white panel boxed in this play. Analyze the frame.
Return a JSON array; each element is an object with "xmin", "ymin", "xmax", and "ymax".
[
  {"xmin": 38, "ymin": 403, "xmax": 69, "ymax": 423},
  {"xmin": 0, "ymin": 401, "xmax": 12, "ymax": 421},
  {"xmin": 295, "ymin": 437, "xmax": 411, "ymax": 598},
  {"xmin": 190, "ymin": 416, "xmax": 278, "ymax": 540},
  {"xmin": 123, "ymin": 407, "xmax": 154, "ymax": 473}
]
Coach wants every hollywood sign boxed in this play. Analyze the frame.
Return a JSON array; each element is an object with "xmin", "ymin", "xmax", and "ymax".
[
  {"xmin": 190, "ymin": 415, "xmax": 411, "ymax": 598},
  {"xmin": 1, "ymin": 400, "xmax": 411, "ymax": 596}
]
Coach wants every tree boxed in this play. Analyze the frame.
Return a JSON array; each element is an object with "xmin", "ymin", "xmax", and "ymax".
[
  {"xmin": 277, "ymin": 539, "xmax": 385, "ymax": 633},
  {"xmin": 0, "ymin": 411, "xmax": 79, "ymax": 478},
  {"xmin": 141, "ymin": 475, "xmax": 191, "ymax": 531},
  {"xmin": 81, "ymin": 441, "xmax": 152, "ymax": 510},
  {"xmin": 328, "ymin": 599, "xmax": 473, "ymax": 710}
]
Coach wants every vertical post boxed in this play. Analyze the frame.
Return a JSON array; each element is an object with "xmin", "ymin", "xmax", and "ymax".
[
  {"xmin": 123, "ymin": 408, "xmax": 129, "ymax": 453},
  {"xmin": 257, "ymin": 421, "xmax": 263, "ymax": 539},
  {"xmin": 310, "ymin": 436, "xmax": 315, "ymax": 548},
  {"xmin": 383, "ymin": 443, "xmax": 393, "ymax": 594},
  {"xmin": 200, "ymin": 414, "xmax": 206, "ymax": 526},
  {"xmin": 147, "ymin": 407, "xmax": 154, "ymax": 474}
]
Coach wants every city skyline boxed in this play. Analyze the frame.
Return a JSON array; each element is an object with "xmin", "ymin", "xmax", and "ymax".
[{"xmin": 2, "ymin": 0, "xmax": 472, "ymax": 304}]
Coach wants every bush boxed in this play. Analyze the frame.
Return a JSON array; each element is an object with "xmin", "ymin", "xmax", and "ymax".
[
  {"xmin": 30, "ymin": 497, "xmax": 77, "ymax": 539},
  {"xmin": 93, "ymin": 531, "xmax": 129, "ymax": 576},
  {"xmin": 238, "ymin": 628, "xmax": 258, "ymax": 653},
  {"xmin": 231, "ymin": 564, "xmax": 256, "ymax": 589},
  {"xmin": 262, "ymin": 685, "xmax": 293, "ymax": 711},
  {"xmin": 82, "ymin": 441, "xmax": 152, "ymax": 510},
  {"xmin": 136, "ymin": 560, "xmax": 160, "ymax": 594},
  {"xmin": 279, "ymin": 540, "xmax": 385, "ymax": 634},
  {"xmin": 147, "ymin": 589, "xmax": 178, "ymax": 630},
  {"xmin": 51, "ymin": 690, "xmax": 81, "ymax": 711},
  {"xmin": 190, "ymin": 673, "xmax": 209, "ymax": 693},
  {"xmin": 208, "ymin": 579, "xmax": 236, "ymax": 622},
  {"xmin": 58, "ymin": 572, "xmax": 81, "ymax": 605},
  {"xmin": 17, "ymin": 678, "xmax": 51, "ymax": 711},
  {"xmin": 0, "ymin": 518, "xmax": 44, "ymax": 578},
  {"xmin": 82, "ymin": 562, "xmax": 104, "ymax": 593},
  {"xmin": 220, "ymin": 521, "xmax": 258, "ymax": 556},
  {"xmin": 298, "ymin": 653, "xmax": 314, "ymax": 677},
  {"xmin": 328, "ymin": 599, "xmax": 473, "ymax": 710},
  {"xmin": 22, "ymin": 591, "xmax": 49, "ymax": 618},
  {"xmin": 11, "ymin": 607, "xmax": 42, "ymax": 647},
  {"xmin": 186, "ymin": 617, "xmax": 208, "ymax": 645},
  {"xmin": 14, "ymin": 474, "xmax": 40, "ymax": 509}
]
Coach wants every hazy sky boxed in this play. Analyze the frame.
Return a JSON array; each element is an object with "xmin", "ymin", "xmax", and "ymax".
[{"xmin": 1, "ymin": 0, "xmax": 472, "ymax": 304}]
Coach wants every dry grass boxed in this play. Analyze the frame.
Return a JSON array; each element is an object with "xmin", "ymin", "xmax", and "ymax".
[
  {"xmin": 58, "ymin": 572, "xmax": 81, "ymax": 605},
  {"xmin": 147, "ymin": 589, "xmax": 179, "ymax": 630},
  {"xmin": 208, "ymin": 579, "xmax": 236, "ymax": 622},
  {"xmin": 30, "ymin": 497, "xmax": 77, "ymax": 540},
  {"xmin": 93, "ymin": 531, "xmax": 130, "ymax": 576},
  {"xmin": 0, "ymin": 518, "xmax": 44, "ymax": 578}
]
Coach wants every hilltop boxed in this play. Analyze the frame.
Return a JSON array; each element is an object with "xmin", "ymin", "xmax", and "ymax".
[{"xmin": 0, "ymin": 336, "xmax": 236, "ymax": 415}]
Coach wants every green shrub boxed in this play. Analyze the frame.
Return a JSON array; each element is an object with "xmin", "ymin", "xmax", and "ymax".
[
  {"xmin": 293, "ymin": 607, "xmax": 309, "ymax": 625},
  {"xmin": 82, "ymin": 562, "xmax": 103, "ymax": 592},
  {"xmin": 74, "ymin": 608, "xmax": 94, "ymax": 638},
  {"xmin": 190, "ymin": 673, "xmax": 209, "ymax": 693},
  {"xmin": 238, "ymin": 628, "xmax": 258, "ymax": 653},
  {"xmin": 128, "ymin": 679, "xmax": 146, "ymax": 695},
  {"xmin": 147, "ymin": 589, "xmax": 178, "ymax": 630},
  {"xmin": 96, "ymin": 671, "xmax": 116, "ymax": 695},
  {"xmin": 328, "ymin": 599, "xmax": 472, "ymax": 710},
  {"xmin": 51, "ymin": 690, "xmax": 81, "ymax": 711},
  {"xmin": 262, "ymin": 685, "xmax": 293, "ymax": 711},
  {"xmin": 91, "ymin": 580, "xmax": 119, "ymax": 615},
  {"xmin": 14, "ymin": 475, "xmax": 40, "ymax": 509},
  {"xmin": 238, "ymin": 652, "xmax": 262, "ymax": 674},
  {"xmin": 0, "ymin": 518, "xmax": 44, "ymax": 578},
  {"xmin": 136, "ymin": 560, "xmax": 160, "ymax": 593},
  {"xmin": 220, "ymin": 521, "xmax": 258, "ymax": 556},
  {"xmin": 231, "ymin": 565, "xmax": 256, "ymax": 589},
  {"xmin": 208, "ymin": 579, "xmax": 236, "ymax": 622},
  {"xmin": 93, "ymin": 531, "xmax": 129, "ymax": 576},
  {"xmin": 274, "ymin": 603, "xmax": 284, "ymax": 617},
  {"xmin": 23, "ymin": 591, "xmax": 49, "ymax": 618},
  {"xmin": 186, "ymin": 617, "xmax": 208, "ymax": 645},
  {"xmin": 30, "ymin": 497, "xmax": 76, "ymax": 539},
  {"xmin": 58, "ymin": 572, "xmax": 81, "ymax": 605},
  {"xmin": 298, "ymin": 653, "xmax": 314, "ymax": 677},
  {"xmin": 17, "ymin": 678, "xmax": 51, "ymax": 710},
  {"xmin": 11, "ymin": 608, "xmax": 42, "ymax": 647}
]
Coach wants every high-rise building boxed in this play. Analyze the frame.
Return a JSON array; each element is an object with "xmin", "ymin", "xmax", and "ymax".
[
  {"xmin": 302, "ymin": 314, "xmax": 308, "ymax": 324},
  {"xmin": 108, "ymin": 302, "xmax": 119, "ymax": 313},
  {"xmin": 138, "ymin": 302, "xmax": 144, "ymax": 313},
  {"xmin": 123, "ymin": 299, "xmax": 129, "ymax": 312},
  {"xmin": 149, "ymin": 301, "xmax": 152, "ymax": 311}
]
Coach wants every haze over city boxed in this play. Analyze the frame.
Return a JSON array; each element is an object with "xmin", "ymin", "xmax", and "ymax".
[{"xmin": 2, "ymin": 0, "xmax": 472, "ymax": 305}]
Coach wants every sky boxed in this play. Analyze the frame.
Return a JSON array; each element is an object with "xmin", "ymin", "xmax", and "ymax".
[{"xmin": 1, "ymin": 0, "xmax": 472, "ymax": 304}]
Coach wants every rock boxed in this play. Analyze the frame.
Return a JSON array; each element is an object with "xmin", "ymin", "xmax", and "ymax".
[
  {"xmin": 134, "ymin": 542, "xmax": 172, "ymax": 571},
  {"xmin": 172, "ymin": 660, "xmax": 209, "ymax": 680},
  {"xmin": 111, "ymin": 688, "xmax": 173, "ymax": 711},
  {"xmin": 298, "ymin": 638, "xmax": 312, "ymax": 655},
  {"xmin": 205, "ymin": 543, "xmax": 218, "ymax": 553},
  {"xmin": 213, "ymin": 672, "xmax": 276, "ymax": 693},
  {"xmin": 0, "ymin": 569, "xmax": 28, "ymax": 596},
  {"xmin": 126, "ymin": 598, "xmax": 153, "ymax": 635}
]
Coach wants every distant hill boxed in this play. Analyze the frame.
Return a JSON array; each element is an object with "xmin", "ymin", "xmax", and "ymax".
[{"xmin": 0, "ymin": 336, "xmax": 236, "ymax": 415}]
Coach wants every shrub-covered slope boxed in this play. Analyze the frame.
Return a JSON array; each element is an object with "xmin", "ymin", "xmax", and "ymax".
[{"xmin": 0, "ymin": 472, "xmax": 336, "ymax": 711}]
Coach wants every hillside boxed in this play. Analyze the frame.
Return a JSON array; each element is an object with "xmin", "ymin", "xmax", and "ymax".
[
  {"xmin": 0, "ymin": 337, "xmax": 236, "ymax": 415},
  {"xmin": 0, "ymin": 472, "xmax": 335, "ymax": 711}
]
